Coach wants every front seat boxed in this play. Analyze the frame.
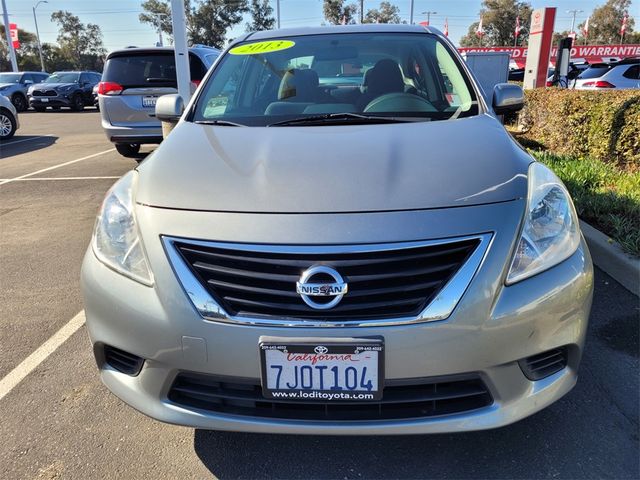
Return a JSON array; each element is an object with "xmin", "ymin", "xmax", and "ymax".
[
  {"xmin": 265, "ymin": 69, "xmax": 322, "ymax": 116},
  {"xmin": 359, "ymin": 59, "xmax": 405, "ymax": 109}
]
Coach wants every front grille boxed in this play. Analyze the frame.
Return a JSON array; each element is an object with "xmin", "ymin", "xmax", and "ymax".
[
  {"xmin": 168, "ymin": 373, "xmax": 493, "ymax": 421},
  {"xmin": 32, "ymin": 90, "xmax": 57, "ymax": 97},
  {"xmin": 519, "ymin": 347, "xmax": 568, "ymax": 380},
  {"xmin": 173, "ymin": 238, "xmax": 480, "ymax": 320}
]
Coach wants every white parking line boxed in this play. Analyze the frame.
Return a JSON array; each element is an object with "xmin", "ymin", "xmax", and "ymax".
[
  {"xmin": 1, "ymin": 134, "xmax": 55, "ymax": 147},
  {"xmin": 0, "ymin": 148, "xmax": 115, "ymax": 186},
  {"xmin": 0, "ymin": 311, "xmax": 86, "ymax": 402},
  {"xmin": 0, "ymin": 176, "xmax": 120, "ymax": 181}
]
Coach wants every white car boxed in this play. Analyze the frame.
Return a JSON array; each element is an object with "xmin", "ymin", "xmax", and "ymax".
[
  {"xmin": 0, "ymin": 94, "xmax": 19, "ymax": 140},
  {"xmin": 574, "ymin": 58, "xmax": 639, "ymax": 90}
]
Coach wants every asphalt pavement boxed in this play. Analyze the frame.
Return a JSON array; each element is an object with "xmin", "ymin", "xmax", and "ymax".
[{"xmin": 0, "ymin": 111, "xmax": 638, "ymax": 480}]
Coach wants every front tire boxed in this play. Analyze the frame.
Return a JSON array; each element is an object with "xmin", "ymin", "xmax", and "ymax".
[
  {"xmin": 72, "ymin": 94, "xmax": 84, "ymax": 111},
  {"xmin": 115, "ymin": 143, "xmax": 141, "ymax": 158},
  {"xmin": 11, "ymin": 94, "xmax": 27, "ymax": 112},
  {"xmin": 0, "ymin": 108, "xmax": 17, "ymax": 140}
]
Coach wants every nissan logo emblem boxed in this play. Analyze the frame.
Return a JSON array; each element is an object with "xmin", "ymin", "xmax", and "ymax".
[{"xmin": 296, "ymin": 265, "xmax": 348, "ymax": 310}]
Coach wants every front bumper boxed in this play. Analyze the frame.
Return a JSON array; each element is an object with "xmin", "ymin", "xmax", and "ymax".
[
  {"xmin": 29, "ymin": 96, "xmax": 72, "ymax": 108},
  {"xmin": 81, "ymin": 201, "xmax": 593, "ymax": 434}
]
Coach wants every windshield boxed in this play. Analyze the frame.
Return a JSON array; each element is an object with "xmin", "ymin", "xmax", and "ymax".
[
  {"xmin": 47, "ymin": 72, "xmax": 80, "ymax": 83},
  {"xmin": 0, "ymin": 73, "xmax": 22, "ymax": 83},
  {"xmin": 192, "ymin": 33, "xmax": 479, "ymax": 126}
]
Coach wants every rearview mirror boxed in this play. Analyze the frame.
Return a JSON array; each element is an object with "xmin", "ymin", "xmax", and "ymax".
[
  {"xmin": 156, "ymin": 94, "xmax": 184, "ymax": 123},
  {"xmin": 492, "ymin": 83, "xmax": 525, "ymax": 115}
]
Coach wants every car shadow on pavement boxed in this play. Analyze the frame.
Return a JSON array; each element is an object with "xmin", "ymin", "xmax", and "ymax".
[{"xmin": 0, "ymin": 135, "xmax": 58, "ymax": 159}]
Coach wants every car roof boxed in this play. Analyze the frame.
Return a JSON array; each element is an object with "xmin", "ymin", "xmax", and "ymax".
[
  {"xmin": 236, "ymin": 24, "xmax": 435, "ymax": 43},
  {"xmin": 106, "ymin": 45, "xmax": 220, "ymax": 59}
]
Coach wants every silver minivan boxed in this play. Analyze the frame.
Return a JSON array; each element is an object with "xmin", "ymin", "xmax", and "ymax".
[
  {"xmin": 97, "ymin": 45, "xmax": 220, "ymax": 158},
  {"xmin": 82, "ymin": 25, "xmax": 593, "ymax": 435}
]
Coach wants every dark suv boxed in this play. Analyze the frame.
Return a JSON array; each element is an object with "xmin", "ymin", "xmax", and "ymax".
[{"xmin": 29, "ymin": 71, "xmax": 101, "ymax": 111}]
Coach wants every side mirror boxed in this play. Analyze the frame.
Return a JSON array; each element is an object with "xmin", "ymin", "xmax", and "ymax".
[
  {"xmin": 492, "ymin": 83, "xmax": 525, "ymax": 115},
  {"xmin": 156, "ymin": 94, "xmax": 184, "ymax": 123},
  {"xmin": 24, "ymin": 80, "xmax": 33, "ymax": 85}
]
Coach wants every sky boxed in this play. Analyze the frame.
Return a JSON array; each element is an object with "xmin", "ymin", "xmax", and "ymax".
[{"xmin": 3, "ymin": 0, "xmax": 638, "ymax": 51}]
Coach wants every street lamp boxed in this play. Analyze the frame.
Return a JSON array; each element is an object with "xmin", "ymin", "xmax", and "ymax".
[
  {"xmin": 33, "ymin": 0, "xmax": 48, "ymax": 72},
  {"xmin": 567, "ymin": 9, "xmax": 583, "ymax": 35},
  {"xmin": 421, "ymin": 11, "xmax": 437, "ymax": 27}
]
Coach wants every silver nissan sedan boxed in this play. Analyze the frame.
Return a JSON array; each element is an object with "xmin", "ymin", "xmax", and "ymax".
[{"xmin": 81, "ymin": 25, "xmax": 593, "ymax": 435}]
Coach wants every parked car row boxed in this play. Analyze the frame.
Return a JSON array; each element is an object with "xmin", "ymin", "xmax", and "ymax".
[{"xmin": 0, "ymin": 70, "xmax": 102, "ymax": 112}]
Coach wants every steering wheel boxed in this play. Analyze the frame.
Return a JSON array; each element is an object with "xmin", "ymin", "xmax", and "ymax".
[{"xmin": 364, "ymin": 92, "xmax": 436, "ymax": 113}]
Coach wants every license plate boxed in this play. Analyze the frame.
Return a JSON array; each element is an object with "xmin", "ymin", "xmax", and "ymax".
[
  {"xmin": 142, "ymin": 96, "xmax": 157, "ymax": 108},
  {"xmin": 40, "ymin": 98, "xmax": 49, "ymax": 103},
  {"xmin": 260, "ymin": 338, "xmax": 384, "ymax": 402}
]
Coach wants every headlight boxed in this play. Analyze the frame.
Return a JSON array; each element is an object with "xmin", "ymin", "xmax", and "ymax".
[
  {"xmin": 59, "ymin": 85, "xmax": 74, "ymax": 92},
  {"xmin": 0, "ymin": 86, "xmax": 8, "ymax": 91},
  {"xmin": 92, "ymin": 171, "xmax": 153, "ymax": 285},
  {"xmin": 506, "ymin": 162, "xmax": 581, "ymax": 284}
]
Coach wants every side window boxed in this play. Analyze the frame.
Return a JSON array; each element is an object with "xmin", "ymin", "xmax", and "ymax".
[
  {"xmin": 622, "ymin": 65, "xmax": 639, "ymax": 80},
  {"xmin": 36, "ymin": 74, "xmax": 47, "ymax": 83},
  {"xmin": 79, "ymin": 73, "xmax": 89, "ymax": 84},
  {"xmin": 21, "ymin": 74, "xmax": 33, "ymax": 84},
  {"xmin": 189, "ymin": 54, "xmax": 207, "ymax": 81},
  {"xmin": 92, "ymin": 73, "xmax": 102, "ymax": 83}
]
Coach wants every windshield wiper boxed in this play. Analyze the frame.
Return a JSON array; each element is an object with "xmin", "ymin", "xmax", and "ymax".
[
  {"xmin": 194, "ymin": 119, "xmax": 246, "ymax": 127},
  {"xmin": 267, "ymin": 112, "xmax": 420, "ymax": 127}
]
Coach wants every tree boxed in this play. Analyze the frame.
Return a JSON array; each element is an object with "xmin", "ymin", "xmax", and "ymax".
[
  {"xmin": 0, "ymin": 25, "xmax": 41, "ymax": 71},
  {"xmin": 50, "ymin": 10, "xmax": 106, "ymax": 70},
  {"xmin": 363, "ymin": 1, "xmax": 402, "ymax": 24},
  {"xmin": 323, "ymin": 0, "xmax": 358, "ymax": 25},
  {"xmin": 246, "ymin": 0, "xmax": 276, "ymax": 32},
  {"xmin": 578, "ymin": 0, "xmax": 635, "ymax": 44},
  {"xmin": 460, "ymin": 0, "xmax": 533, "ymax": 47},
  {"xmin": 139, "ymin": 0, "xmax": 248, "ymax": 48}
]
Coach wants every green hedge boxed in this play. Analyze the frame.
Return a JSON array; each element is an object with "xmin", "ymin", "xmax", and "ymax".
[{"xmin": 516, "ymin": 89, "xmax": 640, "ymax": 171}]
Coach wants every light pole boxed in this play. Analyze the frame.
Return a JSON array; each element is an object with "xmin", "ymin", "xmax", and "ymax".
[
  {"xmin": 409, "ymin": 0, "xmax": 414, "ymax": 24},
  {"xmin": 152, "ymin": 12, "xmax": 169, "ymax": 46},
  {"xmin": 421, "ymin": 11, "xmax": 437, "ymax": 27},
  {"xmin": 567, "ymin": 9, "xmax": 583, "ymax": 35},
  {"xmin": 1, "ymin": 0, "xmax": 18, "ymax": 71},
  {"xmin": 32, "ymin": 0, "xmax": 47, "ymax": 72},
  {"xmin": 276, "ymin": 0, "xmax": 280, "ymax": 29}
]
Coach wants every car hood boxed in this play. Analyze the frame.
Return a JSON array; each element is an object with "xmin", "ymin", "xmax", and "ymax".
[
  {"xmin": 136, "ymin": 114, "xmax": 531, "ymax": 213},
  {"xmin": 0, "ymin": 83, "xmax": 18, "ymax": 89},
  {"xmin": 33, "ymin": 83, "xmax": 76, "ymax": 90}
]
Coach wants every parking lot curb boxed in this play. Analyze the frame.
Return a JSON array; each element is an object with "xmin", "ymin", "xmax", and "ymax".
[{"xmin": 580, "ymin": 220, "xmax": 639, "ymax": 297}]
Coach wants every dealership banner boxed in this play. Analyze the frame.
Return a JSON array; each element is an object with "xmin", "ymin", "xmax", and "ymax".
[
  {"xmin": 9, "ymin": 23, "xmax": 20, "ymax": 49},
  {"xmin": 458, "ymin": 44, "xmax": 640, "ymax": 68}
]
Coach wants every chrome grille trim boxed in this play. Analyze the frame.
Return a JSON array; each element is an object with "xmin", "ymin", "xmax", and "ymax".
[{"xmin": 162, "ymin": 233, "xmax": 493, "ymax": 328}]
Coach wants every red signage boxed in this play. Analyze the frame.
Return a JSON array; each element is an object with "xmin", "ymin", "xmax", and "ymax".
[
  {"xmin": 9, "ymin": 23, "xmax": 19, "ymax": 49},
  {"xmin": 459, "ymin": 44, "xmax": 640, "ymax": 68}
]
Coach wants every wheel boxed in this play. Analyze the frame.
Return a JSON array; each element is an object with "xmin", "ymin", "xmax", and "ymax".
[
  {"xmin": 72, "ymin": 94, "xmax": 85, "ymax": 111},
  {"xmin": 0, "ymin": 108, "xmax": 17, "ymax": 140},
  {"xmin": 33, "ymin": 105, "xmax": 47, "ymax": 112},
  {"xmin": 10, "ymin": 93, "xmax": 27, "ymax": 112},
  {"xmin": 115, "ymin": 143, "xmax": 142, "ymax": 158}
]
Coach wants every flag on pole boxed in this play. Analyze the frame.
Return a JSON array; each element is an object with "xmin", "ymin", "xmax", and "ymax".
[
  {"xmin": 514, "ymin": 16, "xmax": 522, "ymax": 39},
  {"xmin": 582, "ymin": 16, "xmax": 590, "ymax": 37},
  {"xmin": 476, "ymin": 16, "xmax": 485, "ymax": 37},
  {"xmin": 9, "ymin": 23, "xmax": 20, "ymax": 49},
  {"xmin": 444, "ymin": 18, "xmax": 449, "ymax": 37},
  {"xmin": 620, "ymin": 12, "xmax": 628, "ymax": 36}
]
